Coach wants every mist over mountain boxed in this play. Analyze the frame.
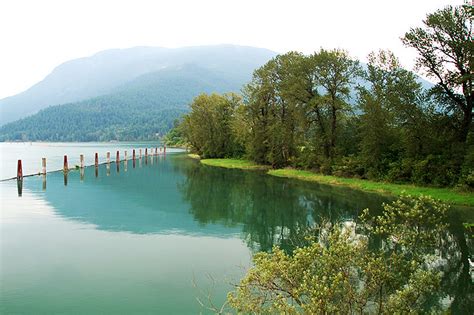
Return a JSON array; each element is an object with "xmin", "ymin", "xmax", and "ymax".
[
  {"xmin": 0, "ymin": 45, "xmax": 277, "ymax": 126},
  {"xmin": 0, "ymin": 63, "xmax": 256, "ymax": 141}
]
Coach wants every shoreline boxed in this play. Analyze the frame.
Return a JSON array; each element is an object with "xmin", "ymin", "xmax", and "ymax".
[{"xmin": 196, "ymin": 157, "xmax": 474, "ymax": 207}]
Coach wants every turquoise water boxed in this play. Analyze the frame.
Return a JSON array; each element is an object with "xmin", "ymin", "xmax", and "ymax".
[{"xmin": 0, "ymin": 143, "xmax": 472, "ymax": 314}]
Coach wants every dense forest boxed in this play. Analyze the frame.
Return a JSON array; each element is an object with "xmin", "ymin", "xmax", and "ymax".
[
  {"xmin": 170, "ymin": 5, "xmax": 473, "ymax": 188},
  {"xmin": 0, "ymin": 64, "xmax": 248, "ymax": 141}
]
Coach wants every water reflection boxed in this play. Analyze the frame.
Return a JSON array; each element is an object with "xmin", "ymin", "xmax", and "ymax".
[
  {"xmin": 173, "ymin": 157, "xmax": 388, "ymax": 252},
  {"xmin": 17, "ymin": 153, "xmax": 474, "ymax": 313}
]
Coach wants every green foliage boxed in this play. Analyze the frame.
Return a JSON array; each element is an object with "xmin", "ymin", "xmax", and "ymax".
[
  {"xmin": 402, "ymin": 5, "xmax": 473, "ymax": 143},
  {"xmin": 180, "ymin": 93, "xmax": 244, "ymax": 158},
  {"xmin": 170, "ymin": 4, "xmax": 473, "ymax": 188},
  {"xmin": 227, "ymin": 195, "xmax": 448, "ymax": 313}
]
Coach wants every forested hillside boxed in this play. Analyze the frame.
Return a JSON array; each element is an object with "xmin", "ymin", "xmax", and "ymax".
[
  {"xmin": 0, "ymin": 45, "xmax": 276, "ymax": 125},
  {"xmin": 0, "ymin": 65, "xmax": 245, "ymax": 141}
]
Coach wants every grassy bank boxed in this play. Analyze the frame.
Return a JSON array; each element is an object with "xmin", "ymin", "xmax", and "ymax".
[
  {"xmin": 200, "ymin": 158, "xmax": 270, "ymax": 170},
  {"xmin": 197, "ymin": 158, "xmax": 474, "ymax": 207}
]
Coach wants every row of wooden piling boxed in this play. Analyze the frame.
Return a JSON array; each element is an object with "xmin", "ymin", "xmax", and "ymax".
[{"xmin": 16, "ymin": 146, "xmax": 167, "ymax": 181}]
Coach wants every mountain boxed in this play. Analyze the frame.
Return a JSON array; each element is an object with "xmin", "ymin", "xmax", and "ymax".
[
  {"xmin": 0, "ymin": 45, "xmax": 277, "ymax": 126},
  {"xmin": 0, "ymin": 62, "xmax": 265, "ymax": 141}
]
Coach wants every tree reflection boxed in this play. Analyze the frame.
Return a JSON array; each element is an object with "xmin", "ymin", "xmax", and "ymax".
[{"xmin": 173, "ymin": 157, "xmax": 473, "ymax": 312}]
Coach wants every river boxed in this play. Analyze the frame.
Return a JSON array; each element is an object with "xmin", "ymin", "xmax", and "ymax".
[{"xmin": 0, "ymin": 142, "xmax": 472, "ymax": 314}]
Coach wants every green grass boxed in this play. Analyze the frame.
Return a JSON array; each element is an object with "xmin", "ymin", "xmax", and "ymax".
[
  {"xmin": 269, "ymin": 169, "xmax": 474, "ymax": 207},
  {"xmin": 200, "ymin": 158, "xmax": 270, "ymax": 170},
  {"xmin": 187, "ymin": 154, "xmax": 201, "ymax": 160},
  {"xmin": 195, "ymin": 157, "xmax": 474, "ymax": 207}
]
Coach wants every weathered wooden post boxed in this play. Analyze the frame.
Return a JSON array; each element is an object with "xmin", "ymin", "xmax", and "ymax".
[
  {"xmin": 95, "ymin": 153, "xmax": 99, "ymax": 168},
  {"xmin": 164, "ymin": 144, "xmax": 166, "ymax": 154},
  {"xmin": 124, "ymin": 150, "xmax": 128, "ymax": 161},
  {"xmin": 17, "ymin": 160, "xmax": 23, "ymax": 196},
  {"xmin": 80, "ymin": 167, "xmax": 85, "ymax": 181},
  {"xmin": 17, "ymin": 160, "xmax": 23, "ymax": 180},
  {"xmin": 145, "ymin": 148, "xmax": 148, "ymax": 158},
  {"xmin": 80, "ymin": 154, "xmax": 84, "ymax": 169},
  {"xmin": 139, "ymin": 149, "xmax": 142, "ymax": 159},
  {"xmin": 64, "ymin": 172, "xmax": 68, "ymax": 186},
  {"xmin": 155, "ymin": 147, "xmax": 158, "ymax": 156},
  {"xmin": 133, "ymin": 149, "xmax": 136, "ymax": 161},
  {"xmin": 42, "ymin": 158, "xmax": 46, "ymax": 175},
  {"xmin": 63, "ymin": 155, "xmax": 68, "ymax": 173},
  {"xmin": 42, "ymin": 174, "xmax": 46, "ymax": 191}
]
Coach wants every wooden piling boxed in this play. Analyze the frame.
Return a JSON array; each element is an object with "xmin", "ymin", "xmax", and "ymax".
[
  {"xmin": 42, "ymin": 158, "xmax": 46, "ymax": 175},
  {"xmin": 42, "ymin": 174, "xmax": 46, "ymax": 190},
  {"xmin": 63, "ymin": 155, "xmax": 68, "ymax": 173},
  {"xmin": 124, "ymin": 150, "xmax": 128, "ymax": 161},
  {"xmin": 17, "ymin": 178, "xmax": 23, "ymax": 196},
  {"xmin": 133, "ymin": 149, "xmax": 136, "ymax": 161},
  {"xmin": 17, "ymin": 160, "xmax": 23, "ymax": 180},
  {"xmin": 116, "ymin": 151, "xmax": 120, "ymax": 164},
  {"xmin": 145, "ymin": 148, "xmax": 148, "ymax": 158},
  {"xmin": 164, "ymin": 144, "xmax": 166, "ymax": 154},
  {"xmin": 106, "ymin": 152, "xmax": 110, "ymax": 164},
  {"xmin": 139, "ymin": 149, "xmax": 142, "ymax": 159},
  {"xmin": 80, "ymin": 154, "xmax": 84, "ymax": 169}
]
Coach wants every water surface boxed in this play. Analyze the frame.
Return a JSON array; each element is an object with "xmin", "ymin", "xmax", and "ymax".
[{"xmin": 0, "ymin": 143, "xmax": 472, "ymax": 314}]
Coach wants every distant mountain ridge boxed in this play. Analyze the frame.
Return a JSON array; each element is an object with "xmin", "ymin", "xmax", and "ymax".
[{"xmin": 0, "ymin": 45, "xmax": 277, "ymax": 126}]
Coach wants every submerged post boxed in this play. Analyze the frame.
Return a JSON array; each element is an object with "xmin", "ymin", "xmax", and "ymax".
[
  {"xmin": 63, "ymin": 155, "xmax": 68, "ymax": 173},
  {"xmin": 106, "ymin": 152, "xmax": 110, "ymax": 164},
  {"xmin": 17, "ymin": 159, "xmax": 23, "ymax": 180},
  {"xmin": 139, "ymin": 149, "xmax": 142, "ymax": 159},
  {"xmin": 133, "ymin": 149, "xmax": 136, "ymax": 161},
  {"xmin": 145, "ymin": 148, "xmax": 148, "ymax": 158},
  {"xmin": 124, "ymin": 150, "xmax": 128, "ymax": 161},
  {"xmin": 42, "ymin": 158, "xmax": 46, "ymax": 175},
  {"xmin": 95, "ymin": 153, "xmax": 99, "ymax": 168},
  {"xmin": 164, "ymin": 144, "xmax": 166, "ymax": 154},
  {"xmin": 17, "ymin": 178, "xmax": 23, "ymax": 196},
  {"xmin": 80, "ymin": 154, "xmax": 84, "ymax": 169}
]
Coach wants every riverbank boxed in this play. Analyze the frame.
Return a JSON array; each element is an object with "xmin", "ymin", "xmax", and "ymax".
[{"xmin": 198, "ymin": 157, "xmax": 474, "ymax": 207}]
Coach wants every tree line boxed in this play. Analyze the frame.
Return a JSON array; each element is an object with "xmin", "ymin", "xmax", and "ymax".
[{"xmin": 170, "ymin": 5, "xmax": 473, "ymax": 188}]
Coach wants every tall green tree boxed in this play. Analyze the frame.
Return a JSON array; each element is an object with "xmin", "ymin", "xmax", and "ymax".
[
  {"xmin": 307, "ymin": 49, "xmax": 361, "ymax": 161},
  {"xmin": 358, "ymin": 50, "xmax": 427, "ymax": 178},
  {"xmin": 402, "ymin": 5, "xmax": 473, "ymax": 143},
  {"xmin": 244, "ymin": 52, "xmax": 306, "ymax": 167},
  {"xmin": 180, "ymin": 93, "xmax": 243, "ymax": 158}
]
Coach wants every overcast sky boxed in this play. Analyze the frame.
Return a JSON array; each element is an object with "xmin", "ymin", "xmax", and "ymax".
[{"xmin": 0, "ymin": 0, "xmax": 463, "ymax": 99}]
